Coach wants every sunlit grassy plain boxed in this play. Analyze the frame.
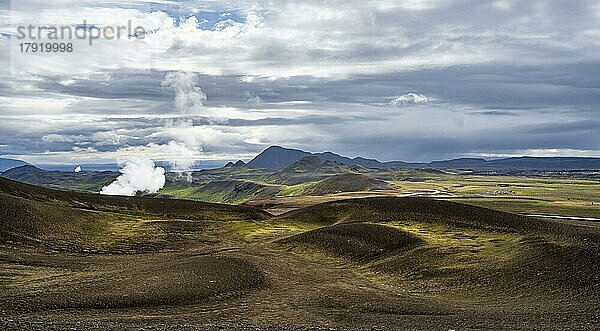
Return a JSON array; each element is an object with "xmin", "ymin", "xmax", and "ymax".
[{"xmin": 160, "ymin": 171, "xmax": 600, "ymax": 218}]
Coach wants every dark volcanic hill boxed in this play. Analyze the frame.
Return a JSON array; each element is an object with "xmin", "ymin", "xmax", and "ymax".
[
  {"xmin": 247, "ymin": 146, "xmax": 310, "ymax": 170},
  {"xmin": 267, "ymin": 155, "xmax": 352, "ymax": 185},
  {"xmin": 305, "ymin": 173, "xmax": 391, "ymax": 195},
  {"xmin": 277, "ymin": 223, "xmax": 424, "ymax": 261},
  {"xmin": 0, "ymin": 176, "xmax": 270, "ymax": 225},
  {"xmin": 0, "ymin": 158, "xmax": 29, "ymax": 172},
  {"xmin": 193, "ymin": 179, "xmax": 280, "ymax": 203}
]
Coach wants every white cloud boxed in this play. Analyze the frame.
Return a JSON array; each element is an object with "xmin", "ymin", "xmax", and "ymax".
[
  {"xmin": 59, "ymin": 79, "xmax": 76, "ymax": 86},
  {"xmin": 42, "ymin": 134, "xmax": 85, "ymax": 143},
  {"xmin": 40, "ymin": 131, "xmax": 127, "ymax": 146},
  {"xmin": 71, "ymin": 146, "xmax": 96, "ymax": 153},
  {"xmin": 389, "ymin": 93, "xmax": 429, "ymax": 107},
  {"xmin": 149, "ymin": 126, "xmax": 245, "ymax": 148},
  {"xmin": 5, "ymin": 0, "xmax": 598, "ymax": 80},
  {"xmin": 90, "ymin": 131, "xmax": 127, "ymax": 146}
]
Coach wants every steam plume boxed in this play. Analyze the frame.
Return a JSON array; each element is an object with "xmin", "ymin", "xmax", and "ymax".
[
  {"xmin": 162, "ymin": 71, "xmax": 206, "ymax": 113},
  {"xmin": 100, "ymin": 159, "xmax": 165, "ymax": 196},
  {"xmin": 159, "ymin": 71, "xmax": 207, "ymax": 175}
]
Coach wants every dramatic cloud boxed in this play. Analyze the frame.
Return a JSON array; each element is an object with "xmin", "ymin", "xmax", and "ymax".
[
  {"xmin": 0, "ymin": 0, "xmax": 599, "ymax": 163},
  {"xmin": 5, "ymin": 0, "xmax": 600, "ymax": 78},
  {"xmin": 100, "ymin": 159, "xmax": 165, "ymax": 196}
]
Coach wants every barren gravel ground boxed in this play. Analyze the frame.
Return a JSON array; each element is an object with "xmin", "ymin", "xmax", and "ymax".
[{"xmin": 1, "ymin": 178, "xmax": 599, "ymax": 330}]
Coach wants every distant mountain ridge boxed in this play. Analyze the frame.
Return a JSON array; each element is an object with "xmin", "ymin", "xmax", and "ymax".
[
  {"xmin": 247, "ymin": 146, "xmax": 600, "ymax": 171},
  {"xmin": 1, "ymin": 165, "xmax": 119, "ymax": 193},
  {"xmin": 247, "ymin": 146, "xmax": 400, "ymax": 170},
  {"xmin": 0, "ymin": 158, "xmax": 29, "ymax": 172}
]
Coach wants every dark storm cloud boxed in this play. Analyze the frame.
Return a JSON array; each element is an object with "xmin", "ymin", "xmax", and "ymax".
[
  {"xmin": 48, "ymin": 72, "xmax": 168, "ymax": 102},
  {"xmin": 2, "ymin": 62, "xmax": 600, "ymax": 161},
  {"xmin": 12, "ymin": 60, "xmax": 600, "ymax": 114},
  {"xmin": 519, "ymin": 120, "xmax": 600, "ymax": 135},
  {"xmin": 469, "ymin": 110, "xmax": 518, "ymax": 116}
]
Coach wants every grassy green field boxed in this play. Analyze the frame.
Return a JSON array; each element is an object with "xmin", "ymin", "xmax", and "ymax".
[
  {"xmin": 159, "ymin": 186, "xmax": 239, "ymax": 204},
  {"xmin": 238, "ymin": 171, "xmax": 600, "ymax": 219},
  {"xmin": 389, "ymin": 173, "xmax": 600, "ymax": 218},
  {"xmin": 159, "ymin": 164, "xmax": 600, "ymax": 219},
  {"xmin": 7, "ymin": 162, "xmax": 598, "ymax": 219}
]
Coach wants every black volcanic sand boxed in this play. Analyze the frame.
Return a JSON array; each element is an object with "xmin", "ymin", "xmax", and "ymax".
[{"xmin": 1, "ymin": 178, "xmax": 600, "ymax": 330}]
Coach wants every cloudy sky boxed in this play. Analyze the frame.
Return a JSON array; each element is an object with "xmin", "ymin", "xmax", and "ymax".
[{"xmin": 1, "ymin": 0, "xmax": 599, "ymax": 166}]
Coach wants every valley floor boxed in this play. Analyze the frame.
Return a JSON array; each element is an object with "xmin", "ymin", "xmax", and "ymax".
[{"xmin": 1, "ymin": 178, "xmax": 599, "ymax": 330}]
